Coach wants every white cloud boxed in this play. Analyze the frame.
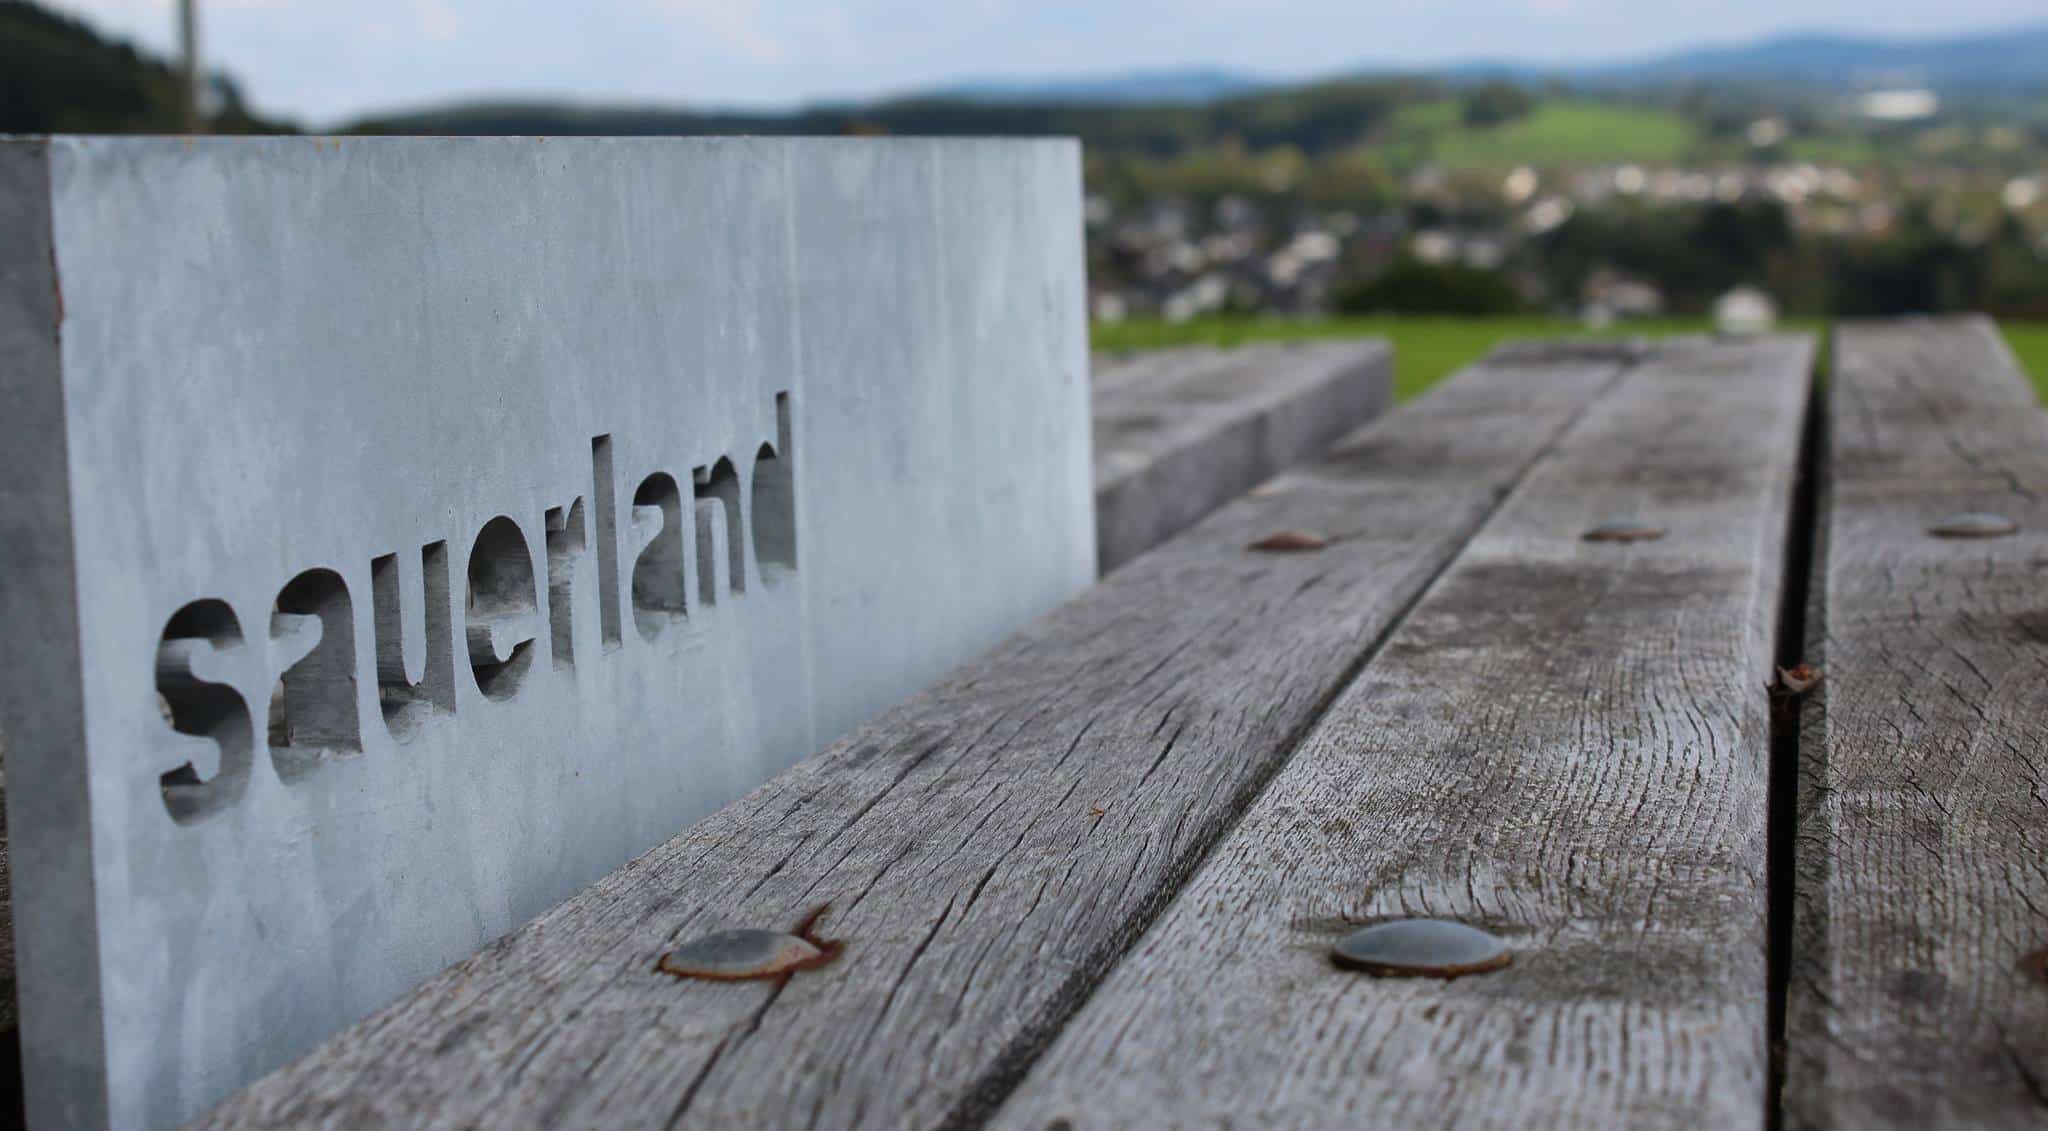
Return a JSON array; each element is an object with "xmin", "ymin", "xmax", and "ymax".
[
  {"xmin": 647, "ymin": 0, "xmax": 786, "ymax": 63},
  {"xmin": 418, "ymin": 3, "xmax": 462, "ymax": 41}
]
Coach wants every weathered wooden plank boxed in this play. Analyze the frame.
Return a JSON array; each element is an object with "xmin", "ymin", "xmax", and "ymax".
[
  {"xmin": 1094, "ymin": 340, "xmax": 1393, "ymax": 572},
  {"xmin": 1784, "ymin": 316, "xmax": 2048, "ymax": 1129},
  {"xmin": 1090, "ymin": 344, "xmax": 1224, "ymax": 396},
  {"xmin": 996, "ymin": 334, "xmax": 1813, "ymax": 1129},
  {"xmin": 197, "ymin": 343, "xmax": 1624, "ymax": 1130}
]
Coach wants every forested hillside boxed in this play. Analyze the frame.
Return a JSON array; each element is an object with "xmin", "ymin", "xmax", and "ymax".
[
  {"xmin": 0, "ymin": 0, "xmax": 288, "ymax": 133},
  {"xmin": 349, "ymin": 79, "xmax": 1442, "ymax": 157}
]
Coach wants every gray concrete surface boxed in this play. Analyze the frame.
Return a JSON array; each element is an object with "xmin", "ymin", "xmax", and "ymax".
[
  {"xmin": 0, "ymin": 136, "xmax": 1092, "ymax": 1129},
  {"xmin": 1093, "ymin": 340, "xmax": 1393, "ymax": 572}
]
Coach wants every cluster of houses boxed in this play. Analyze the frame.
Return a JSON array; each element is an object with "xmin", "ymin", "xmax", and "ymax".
[
  {"xmin": 1088, "ymin": 153, "xmax": 2047, "ymax": 325},
  {"xmin": 1088, "ymin": 194, "xmax": 1375, "ymax": 323}
]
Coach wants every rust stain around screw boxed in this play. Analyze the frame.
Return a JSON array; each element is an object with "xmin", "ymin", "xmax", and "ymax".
[
  {"xmin": 1582, "ymin": 520, "xmax": 1665, "ymax": 544},
  {"xmin": 1776, "ymin": 663, "xmax": 1823, "ymax": 695},
  {"xmin": 2020, "ymin": 947, "xmax": 2048, "ymax": 987},
  {"xmin": 656, "ymin": 902, "xmax": 844, "ymax": 983},
  {"xmin": 1249, "ymin": 531, "xmax": 1327, "ymax": 552},
  {"xmin": 1928, "ymin": 512, "xmax": 2019, "ymax": 539}
]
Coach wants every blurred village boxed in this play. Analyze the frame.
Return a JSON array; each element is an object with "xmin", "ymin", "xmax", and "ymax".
[{"xmin": 1081, "ymin": 84, "xmax": 2048, "ymax": 328}]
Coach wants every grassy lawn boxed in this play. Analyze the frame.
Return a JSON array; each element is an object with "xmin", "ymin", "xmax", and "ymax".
[
  {"xmin": 1388, "ymin": 100, "xmax": 1696, "ymax": 170},
  {"xmin": 1095, "ymin": 316, "xmax": 2048, "ymax": 404},
  {"xmin": 2004, "ymin": 323, "xmax": 2048, "ymax": 399}
]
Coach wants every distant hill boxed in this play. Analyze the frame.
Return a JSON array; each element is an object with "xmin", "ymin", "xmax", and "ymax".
[
  {"xmin": 913, "ymin": 23, "xmax": 2048, "ymax": 105},
  {"xmin": 1572, "ymin": 24, "xmax": 2048, "ymax": 92},
  {"xmin": 929, "ymin": 67, "xmax": 1270, "ymax": 105},
  {"xmin": 350, "ymin": 78, "xmax": 1436, "ymax": 157},
  {"xmin": 787, "ymin": 23, "xmax": 2048, "ymax": 109},
  {"xmin": 0, "ymin": 0, "xmax": 288, "ymax": 133}
]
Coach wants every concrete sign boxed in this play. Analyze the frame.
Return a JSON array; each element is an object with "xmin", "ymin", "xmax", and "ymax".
[{"xmin": 0, "ymin": 136, "xmax": 1092, "ymax": 1128}]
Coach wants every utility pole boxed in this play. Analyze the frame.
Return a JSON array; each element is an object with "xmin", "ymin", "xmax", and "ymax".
[{"xmin": 178, "ymin": 0, "xmax": 202, "ymax": 133}]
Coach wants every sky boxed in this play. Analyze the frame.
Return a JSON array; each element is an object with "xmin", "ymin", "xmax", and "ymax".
[{"xmin": 49, "ymin": 0, "xmax": 2048, "ymax": 127}]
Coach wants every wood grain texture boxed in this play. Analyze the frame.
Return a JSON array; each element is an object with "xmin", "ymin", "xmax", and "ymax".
[
  {"xmin": 1094, "ymin": 341, "xmax": 1393, "ymax": 573},
  {"xmin": 995, "ymin": 334, "xmax": 1813, "ymax": 1130},
  {"xmin": 196, "ymin": 343, "xmax": 1626, "ymax": 1130},
  {"xmin": 1784, "ymin": 316, "xmax": 2048, "ymax": 1128}
]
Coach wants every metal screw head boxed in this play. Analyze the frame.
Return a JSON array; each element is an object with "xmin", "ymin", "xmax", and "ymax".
[
  {"xmin": 1248, "ymin": 531, "xmax": 1327, "ymax": 552},
  {"xmin": 657, "ymin": 929, "xmax": 835, "ymax": 981},
  {"xmin": 1928, "ymin": 512, "xmax": 2018, "ymax": 539},
  {"xmin": 1331, "ymin": 918, "xmax": 1511, "ymax": 979},
  {"xmin": 656, "ymin": 904, "xmax": 843, "ymax": 982},
  {"xmin": 1583, "ymin": 520, "xmax": 1665, "ymax": 544}
]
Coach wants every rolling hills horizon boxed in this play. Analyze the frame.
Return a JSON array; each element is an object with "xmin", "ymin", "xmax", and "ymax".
[
  {"xmin": 340, "ymin": 19, "xmax": 2048, "ymax": 136},
  {"xmin": 7, "ymin": 0, "xmax": 2045, "ymax": 141},
  {"xmin": 928, "ymin": 21, "xmax": 2048, "ymax": 106}
]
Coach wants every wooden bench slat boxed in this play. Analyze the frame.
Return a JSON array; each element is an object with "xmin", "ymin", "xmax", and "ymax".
[
  {"xmin": 1093, "ymin": 341, "xmax": 1393, "ymax": 572},
  {"xmin": 1784, "ymin": 316, "xmax": 2048, "ymax": 1128},
  {"xmin": 197, "ymin": 344, "xmax": 1625, "ymax": 1129},
  {"xmin": 995, "ymin": 335, "xmax": 1813, "ymax": 1128},
  {"xmin": 1089, "ymin": 344, "xmax": 1225, "ymax": 396}
]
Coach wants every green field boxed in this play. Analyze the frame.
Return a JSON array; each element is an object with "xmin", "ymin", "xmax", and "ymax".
[
  {"xmin": 1095, "ymin": 316, "xmax": 2048, "ymax": 404},
  {"xmin": 1388, "ymin": 100, "xmax": 1697, "ymax": 170},
  {"xmin": 1781, "ymin": 134, "xmax": 1882, "ymax": 167},
  {"xmin": 2007, "ymin": 323, "xmax": 2048, "ymax": 399}
]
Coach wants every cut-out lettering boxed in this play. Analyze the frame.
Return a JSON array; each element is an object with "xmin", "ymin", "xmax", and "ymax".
[
  {"xmin": 466, "ymin": 516, "xmax": 540, "ymax": 701},
  {"xmin": 546, "ymin": 499, "xmax": 587, "ymax": 670},
  {"xmin": 268, "ymin": 568, "xmax": 362, "ymax": 783},
  {"xmin": 752, "ymin": 392, "xmax": 797, "ymax": 581},
  {"xmin": 372, "ymin": 543, "xmax": 455, "ymax": 738},
  {"xmin": 155, "ymin": 390, "xmax": 796, "ymax": 817},
  {"xmin": 630, "ymin": 473, "xmax": 688, "ymax": 639},
  {"xmin": 157, "ymin": 600, "xmax": 254, "ymax": 824},
  {"xmin": 695, "ymin": 457, "xmax": 745, "ymax": 601},
  {"xmin": 592, "ymin": 434, "xmax": 623, "ymax": 651}
]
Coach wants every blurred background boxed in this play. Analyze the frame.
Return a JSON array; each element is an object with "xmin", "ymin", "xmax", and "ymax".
[{"xmin": 6, "ymin": 0, "xmax": 2047, "ymax": 396}]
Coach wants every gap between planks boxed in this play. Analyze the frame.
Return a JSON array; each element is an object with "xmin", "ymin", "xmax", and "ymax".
[
  {"xmin": 1783, "ymin": 316, "xmax": 2048, "ymax": 1129},
  {"xmin": 993, "ymin": 333, "xmax": 1816, "ymax": 1130},
  {"xmin": 1765, "ymin": 341, "xmax": 1824, "ymax": 1131}
]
